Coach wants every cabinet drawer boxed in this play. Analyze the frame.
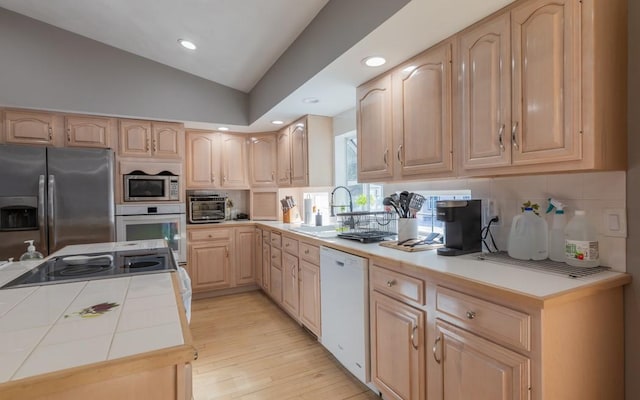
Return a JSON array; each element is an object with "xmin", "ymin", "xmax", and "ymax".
[
  {"xmin": 299, "ymin": 243, "xmax": 320, "ymax": 265},
  {"xmin": 270, "ymin": 247, "xmax": 282, "ymax": 267},
  {"xmin": 371, "ymin": 265, "xmax": 425, "ymax": 305},
  {"xmin": 189, "ymin": 228, "xmax": 232, "ymax": 242},
  {"xmin": 282, "ymin": 236, "xmax": 299, "ymax": 255},
  {"xmin": 436, "ymin": 286, "xmax": 531, "ymax": 352},
  {"xmin": 270, "ymin": 232, "xmax": 282, "ymax": 248}
]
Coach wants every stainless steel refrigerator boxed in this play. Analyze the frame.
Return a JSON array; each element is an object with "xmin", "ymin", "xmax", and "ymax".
[{"xmin": 0, "ymin": 145, "xmax": 115, "ymax": 260}]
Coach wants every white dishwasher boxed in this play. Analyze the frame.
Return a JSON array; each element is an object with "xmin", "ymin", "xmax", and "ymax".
[{"xmin": 320, "ymin": 246, "xmax": 375, "ymax": 390}]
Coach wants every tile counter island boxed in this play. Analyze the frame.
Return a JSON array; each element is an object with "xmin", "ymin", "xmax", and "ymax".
[{"xmin": 0, "ymin": 240, "xmax": 194, "ymax": 400}]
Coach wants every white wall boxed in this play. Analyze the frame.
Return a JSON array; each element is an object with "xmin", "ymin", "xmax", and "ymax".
[{"xmin": 385, "ymin": 171, "xmax": 627, "ymax": 272}]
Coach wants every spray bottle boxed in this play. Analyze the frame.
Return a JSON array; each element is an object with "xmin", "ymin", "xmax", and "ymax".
[{"xmin": 546, "ymin": 198, "xmax": 567, "ymax": 262}]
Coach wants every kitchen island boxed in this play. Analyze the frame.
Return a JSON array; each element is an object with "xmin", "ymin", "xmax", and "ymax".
[{"xmin": 0, "ymin": 240, "xmax": 194, "ymax": 400}]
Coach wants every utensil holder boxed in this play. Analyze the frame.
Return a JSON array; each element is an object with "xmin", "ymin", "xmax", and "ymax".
[
  {"xmin": 397, "ymin": 218, "xmax": 418, "ymax": 243},
  {"xmin": 283, "ymin": 206, "xmax": 301, "ymax": 223}
]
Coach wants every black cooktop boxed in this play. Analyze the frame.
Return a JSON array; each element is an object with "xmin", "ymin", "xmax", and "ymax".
[{"xmin": 1, "ymin": 247, "xmax": 177, "ymax": 289}]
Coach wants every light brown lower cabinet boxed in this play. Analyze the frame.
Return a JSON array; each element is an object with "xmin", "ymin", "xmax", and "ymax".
[
  {"xmin": 187, "ymin": 225, "xmax": 255, "ymax": 293},
  {"xmin": 281, "ymin": 251, "xmax": 300, "ymax": 317},
  {"xmin": 433, "ymin": 321, "xmax": 530, "ymax": 400},
  {"xmin": 298, "ymin": 259, "xmax": 321, "ymax": 336},
  {"xmin": 370, "ymin": 291, "xmax": 425, "ymax": 400}
]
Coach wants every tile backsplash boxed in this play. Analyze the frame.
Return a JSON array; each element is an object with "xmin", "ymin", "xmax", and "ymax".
[{"xmin": 386, "ymin": 171, "xmax": 627, "ymax": 272}]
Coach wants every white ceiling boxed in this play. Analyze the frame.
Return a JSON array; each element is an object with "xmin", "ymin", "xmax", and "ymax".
[{"xmin": 0, "ymin": 0, "xmax": 515, "ymax": 132}]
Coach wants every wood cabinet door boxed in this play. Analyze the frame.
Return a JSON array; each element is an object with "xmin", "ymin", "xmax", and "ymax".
[
  {"xmin": 249, "ymin": 134, "xmax": 277, "ymax": 187},
  {"xmin": 357, "ymin": 74, "xmax": 394, "ymax": 182},
  {"xmin": 186, "ymin": 131, "xmax": 219, "ymax": 188},
  {"xmin": 393, "ymin": 41, "xmax": 453, "ymax": 177},
  {"xmin": 119, "ymin": 119, "xmax": 152, "ymax": 157},
  {"xmin": 281, "ymin": 252, "xmax": 300, "ymax": 318},
  {"xmin": 511, "ymin": 0, "xmax": 581, "ymax": 165},
  {"xmin": 4, "ymin": 110, "xmax": 54, "ymax": 145},
  {"xmin": 261, "ymin": 244, "xmax": 270, "ymax": 292},
  {"xmin": 152, "ymin": 122, "xmax": 183, "ymax": 159},
  {"xmin": 370, "ymin": 291, "xmax": 425, "ymax": 400},
  {"xmin": 235, "ymin": 227, "xmax": 255, "ymax": 286},
  {"xmin": 289, "ymin": 121, "xmax": 308, "ymax": 187},
  {"xmin": 434, "ymin": 320, "xmax": 530, "ymax": 400},
  {"xmin": 221, "ymin": 134, "xmax": 248, "ymax": 188},
  {"xmin": 270, "ymin": 264, "xmax": 283, "ymax": 304},
  {"xmin": 460, "ymin": 13, "xmax": 512, "ymax": 170},
  {"xmin": 189, "ymin": 241, "xmax": 232, "ymax": 292},
  {"xmin": 254, "ymin": 229, "xmax": 263, "ymax": 287},
  {"xmin": 64, "ymin": 116, "xmax": 111, "ymax": 148},
  {"xmin": 276, "ymin": 127, "xmax": 291, "ymax": 186},
  {"xmin": 299, "ymin": 259, "xmax": 321, "ymax": 336}
]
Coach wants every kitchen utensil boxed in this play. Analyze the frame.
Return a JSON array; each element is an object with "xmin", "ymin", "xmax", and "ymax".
[
  {"xmin": 399, "ymin": 191, "xmax": 409, "ymax": 217},
  {"xmin": 382, "ymin": 196, "xmax": 401, "ymax": 216},
  {"xmin": 408, "ymin": 193, "xmax": 426, "ymax": 218}
]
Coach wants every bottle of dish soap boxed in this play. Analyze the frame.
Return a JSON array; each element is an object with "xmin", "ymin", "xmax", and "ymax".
[
  {"xmin": 546, "ymin": 198, "xmax": 568, "ymax": 262},
  {"xmin": 19, "ymin": 240, "xmax": 44, "ymax": 261},
  {"xmin": 564, "ymin": 210, "xmax": 600, "ymax": 268}
]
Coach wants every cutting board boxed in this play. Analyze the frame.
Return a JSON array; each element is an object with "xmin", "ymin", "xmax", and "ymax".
[{"xmin": 379, "ymin": 240, "xmax": 443, "ymax": 252}]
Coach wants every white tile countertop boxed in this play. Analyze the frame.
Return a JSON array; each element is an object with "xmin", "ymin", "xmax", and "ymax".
[
  {"xmin": 0, "ymin": 240, "xmax": 184, "ymax": 384},
  {"xmin": 257, "ymin": 222, "xmax": 631, "ymax": 301}
]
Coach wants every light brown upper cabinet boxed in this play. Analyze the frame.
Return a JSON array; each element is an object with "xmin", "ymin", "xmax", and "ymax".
[
  {"xmin": 357, "ymin": 74, "xmax": 394, "ymax": 182},
  {"xmin": 276, "ymin": 115, "xmax": 333, "ymax": 187},
  {"xmin": 4, "ymin": 110, "xmax": 56, "ymax": 146},
  {"xmin": 460, "ymin": 0, "xmax": 627, "ymax": 175},
  {"xmin": 392, "ymin": 40, "xmax": 454, "ymax": 179},
  {"xmin": 119, "ymin": 119, "xmax": 184, "ymax": 159},
  {"xmin": 185, "ymin": 130, "xmax": 248, "ymax": 189},
  {"xmin": 64, "ymin": 116, "xmax": 113, "ymax": 149},
  {"xmin": 220, "ymin": 134, "xmax": 249, "ymax": 189},
  {"xmin": 249, "ymin": 133, "xmax": 277, "ymax": 187}
]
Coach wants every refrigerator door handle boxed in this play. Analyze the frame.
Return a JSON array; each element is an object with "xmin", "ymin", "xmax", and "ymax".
[
  {"xmin": 38, "ymin": 175, "xmax": 47, "ymax": 251},
  {"xmin": 48, "ymin": 174, "xmax": 56, "ymax": 250}
]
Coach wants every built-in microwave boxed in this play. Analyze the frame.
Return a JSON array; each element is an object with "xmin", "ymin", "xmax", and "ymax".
[{"xmin": 123, "ymin": 172, "xmax": 180, "ymax": 202}]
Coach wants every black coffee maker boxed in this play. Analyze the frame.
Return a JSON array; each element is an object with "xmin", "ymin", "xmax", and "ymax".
[{"xmin": 436, "ymin": 200, "xmax": 482, "ymax": 256}]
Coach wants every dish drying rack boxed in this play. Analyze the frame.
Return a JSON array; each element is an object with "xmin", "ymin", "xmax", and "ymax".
[{"xmin": 335, "ymin": 211, "xmax": 397, "ymax": 243}]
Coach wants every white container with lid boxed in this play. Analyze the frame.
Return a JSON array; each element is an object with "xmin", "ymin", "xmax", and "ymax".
[
  {"xmin": 507, "ymin": 208, "xmax": 548, "ymax": 260},
  {"xmin": 564, "ymin": 210, "xmax": 600, "ymax": 267}
]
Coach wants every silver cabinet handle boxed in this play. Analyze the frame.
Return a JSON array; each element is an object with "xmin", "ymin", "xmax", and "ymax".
[
  {"xmin": 397, "ymin": 144, "xmax": 403, "ymax": 165},
  {"xmin": 146, "ymin": 137, "xmax": 150, "ymax": 152},
  {"xmin": 38, "ymin": 175, "xmax": 46, "ymax": 251},
  {"xmin": 386, "ymin": 279, "xmax": 396, "ymax": 287},
  {"xmin": 48, "ymin": 127, "xmax": 53, "ymax": 141},
  {"xmin": 466, "ymin": 311, "xmax": 477, "ymax": 320},
  {"xmin": 410, "ymin": 325, "xmax": 419, "ymax": 350},
  {"xmin": 498, "ymin": 124, "xmax": 505, "ymax": 151},
  {"xmin": 47, "ymin": 175, "xmax": 56, "ymax": 251},
  {"xmin": 433, "ymin": 336, "xmax": 442, "ymax": 364},
  {"xmin": 511, "ymin": 122, "xmax": 519, "ymax": 149},
  {"xmin": 291, "ymin": 265, "xmax": 296, "ymax": 278},
  {"xmin": 383, "ymin": 148, "xmax": 389, "ymax": 166},
  {"xmin": 153, "ymin": 139, "xmax": 157, "ymax": 152}
]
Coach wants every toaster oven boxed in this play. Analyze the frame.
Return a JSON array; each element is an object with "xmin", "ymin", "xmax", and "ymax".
[{"xmin": 187, "ymin": 192, "xmax": 226, "ymax": 224}]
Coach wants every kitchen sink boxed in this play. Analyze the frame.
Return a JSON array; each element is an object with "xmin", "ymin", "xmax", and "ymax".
[{"xmin": 288, "ymin": 224, "xmax": 339, "ymax": 238}]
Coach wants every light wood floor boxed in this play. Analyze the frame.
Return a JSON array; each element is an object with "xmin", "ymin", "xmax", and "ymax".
[{"xmin": 190, "ymin": 290, "xmax": 381, "ymax": 400}]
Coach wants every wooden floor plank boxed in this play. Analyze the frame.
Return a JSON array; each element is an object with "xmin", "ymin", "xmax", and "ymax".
[{"xmin": 190, "ymin": 291, "xmax": 380, "ymax": 400}]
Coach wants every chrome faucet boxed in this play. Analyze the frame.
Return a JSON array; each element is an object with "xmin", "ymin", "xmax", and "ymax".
[{"xmin": 330, "ymin": 186, "xmax": 353, "ymax": 217}]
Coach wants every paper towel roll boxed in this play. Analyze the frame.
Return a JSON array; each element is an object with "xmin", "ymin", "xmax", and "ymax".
[{"xmin": 304, "ymin": 198, "xmax": 313, "ymax": 225}]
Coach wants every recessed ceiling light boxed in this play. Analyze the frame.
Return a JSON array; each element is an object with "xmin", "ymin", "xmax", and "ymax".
[
  {"xmin": 218, "ymin": 127, "xmax": 229, "ymax": 131},
  {"xmin": 178, "ymin": 39, "xmax": 196, "ymax": 50},
  {"xmin": 302, "ymin": 97, "xmax": 319, "ymax": 104},
  {"xmin": 271, "ymin": 120, "xmax": 284, "ymax": 125},
  {"xmin": 362, "ymin": 56, "xmax": 386, "ymax": 67}
]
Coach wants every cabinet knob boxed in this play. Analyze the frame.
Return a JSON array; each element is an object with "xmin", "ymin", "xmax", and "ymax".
[
  {"xmin": 304, "ymin": 249, "xmax": 309, "ymax": 254},
  {"xmin": 208, "ymin": 234, "xmax": 212, "ymax": 238},
  {"xmin": 466, "ymin": 311, "xmax": 477, "ymax": 320},
  {"xmin": 386, "ymin": 279, "xmax": 396, "ymax": 287}
]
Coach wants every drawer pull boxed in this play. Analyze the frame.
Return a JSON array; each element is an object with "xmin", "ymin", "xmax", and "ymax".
[
  {"xmin": 386, "ymin": 279, "xmax": 396, "ymax": 287},
  {"xmin": 304, "ymin": 249, "xmax": 309, "ymax": 254},
  {"xmin": 410, "ymin": 325, "xmax": 418, "ymax": 350},
  {"xmin": 433, "ymin": 336, "xmax": 441, "ymax": 364},
  {"xmin": 466, "ymin": 311, "xmax": 477, "ymax": 320}
]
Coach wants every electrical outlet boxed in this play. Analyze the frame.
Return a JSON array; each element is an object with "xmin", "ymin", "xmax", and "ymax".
[{"xmin": 482, "ymin": 199, "xmax": 500, "ymax": 227}]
